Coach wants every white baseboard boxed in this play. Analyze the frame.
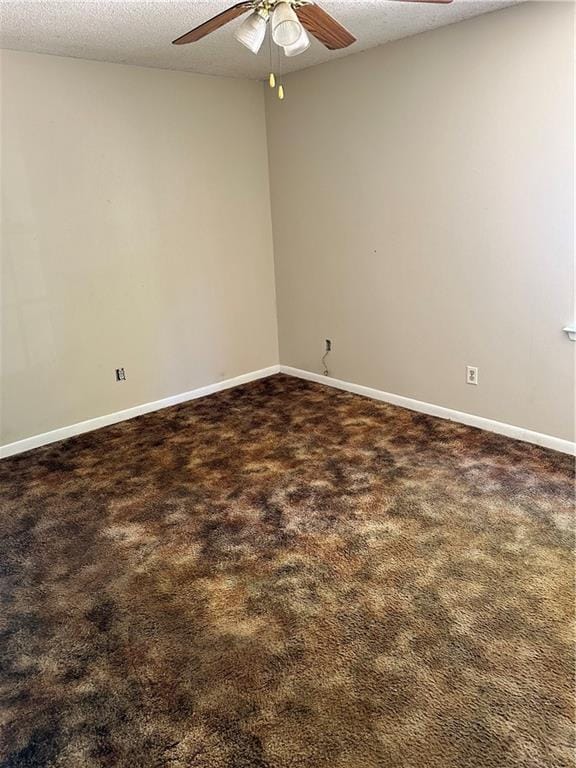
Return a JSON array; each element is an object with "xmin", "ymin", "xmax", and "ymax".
[
  {"xmin": 3, "ymin": 364, "xmax": 573, "ymax": 459},
  {"xmin": 0, "ymin": 365, "xmax": 280, "ymax": 459},
  {"xmin": 280, "ymin": 366, "xmax": 575, "ymax": 456}
]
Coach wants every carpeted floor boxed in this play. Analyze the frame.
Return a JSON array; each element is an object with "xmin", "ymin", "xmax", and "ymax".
[{"xmin": 0, "ymin": 374, "xmax": 574, "ymax": 768}]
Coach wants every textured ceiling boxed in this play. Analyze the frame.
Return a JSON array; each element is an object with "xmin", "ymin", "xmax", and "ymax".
[{"xmin": 0, "ymin": 0, "xmax": 522, "ymax": 80}]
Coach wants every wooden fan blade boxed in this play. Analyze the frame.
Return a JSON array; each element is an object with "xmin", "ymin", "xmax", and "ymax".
[
  {"xmin": 295, "ymin": 3, "xmax": 356, "ymax": 50},
  {"xmin": 172, "ymin": 2, "xmax": 253, "ymax": 45}
]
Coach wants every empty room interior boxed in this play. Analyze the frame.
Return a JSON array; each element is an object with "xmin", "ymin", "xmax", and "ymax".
[{"xmin": 0, "ymin": 1, "xmax": 574, "ymax": 766}]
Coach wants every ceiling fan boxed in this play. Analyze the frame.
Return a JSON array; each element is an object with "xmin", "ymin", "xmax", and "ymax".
[{"xmin": 173, "ymin": 0, "xmax": 453, "ymax": 98}]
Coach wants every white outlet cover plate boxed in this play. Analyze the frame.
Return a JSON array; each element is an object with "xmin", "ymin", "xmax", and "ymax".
[{"xmin": 466, "ymin": 366, "xmax": 479, "ymax": 385}]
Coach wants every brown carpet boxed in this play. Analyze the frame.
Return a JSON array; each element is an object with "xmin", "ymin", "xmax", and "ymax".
[{"xmin": 0, "ymin": 374, "xmax": 574, "ymax": 768}]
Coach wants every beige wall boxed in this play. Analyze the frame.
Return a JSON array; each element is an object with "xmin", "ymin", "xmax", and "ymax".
[
  {"xmin": 266, "ymin": 2, "xmax": 575, "ymax": 442},
  {"xmin": 1, "ymin": 50, "xmax": 278, "ymax": 445},
  {"xmin": 2, "ymin": 2, "xmax": 574, "ymax": 448}
]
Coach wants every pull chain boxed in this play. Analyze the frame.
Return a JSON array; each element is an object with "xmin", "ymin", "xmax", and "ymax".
[
  {"xmin": 267, "ymin": 13, "xmax": 284, "ymax": 100},
  {"xmin": 268, "ymin": 24, "xmax": 275, "ymax": 89},
  {"xmin": 276, "ymin": 29, "xmax": 285, "ymax": 100}
]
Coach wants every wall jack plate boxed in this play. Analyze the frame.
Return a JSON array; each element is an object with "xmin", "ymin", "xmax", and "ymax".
[{"xmin": 466, "ymin": 366, "xmax": 478, "ymax": 385}]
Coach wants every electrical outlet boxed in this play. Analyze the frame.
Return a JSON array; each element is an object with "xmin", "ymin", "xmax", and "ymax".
[
  {"xmin": 115, "ymin": 368, "xmax": 126, "ymax": 382},
  {"xmin": 325, "ymin": 339, "xmax": 332, "ymax": 353},
  {"xmin": 466, "ymin": 366, "xmax": 478, "ymax": 385}
]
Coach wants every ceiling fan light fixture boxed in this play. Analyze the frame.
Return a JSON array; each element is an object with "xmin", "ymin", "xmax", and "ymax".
[
  {"xmin": 283, "ymin": 26, "xmax": 310, "ymax": 57},
  {"xmin": 272, "ymin": 2, "xmax": 302, "ymax": 47},
  {"xmin": 233, "ymin": 9, "xmax": 268, "ymax": 54}
]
